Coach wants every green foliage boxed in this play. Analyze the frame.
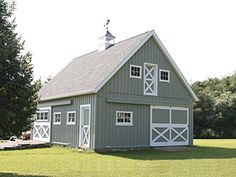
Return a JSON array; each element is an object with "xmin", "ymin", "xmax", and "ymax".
[
  {"xmin": 192, "ymin": 73, "xmax": 236, "ymax": 138},
  {"xmin": 0, "ymin": 0, "xmax": 41, "ymax": 138}
]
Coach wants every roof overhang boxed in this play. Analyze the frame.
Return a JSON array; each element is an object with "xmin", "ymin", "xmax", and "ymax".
[{"xmin": 40, "ymin": 89, "xmax": 96, "ymax": 101}]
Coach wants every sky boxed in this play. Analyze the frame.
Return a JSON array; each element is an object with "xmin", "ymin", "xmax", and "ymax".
[{"xmin": 14, "ymin": 0, "xmax": 236, "ymax": 83}]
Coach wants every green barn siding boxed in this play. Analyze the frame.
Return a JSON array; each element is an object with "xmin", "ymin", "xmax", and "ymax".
[
  {"xmin": 95, "ymin": 98, "xmax": 150, "ymax": 149},
  {"xmin": 95, "ymin": 36, "xmax": 194, "ymax": 149},
  {"xmin": 189, "ymin": 105, "xmax": 194, "ymax": 145},
  {"xmin": 40, "ymin": 94, "xmax": 96, "ymax": 148},
  {"xmin": 102, "ymin": 37, "xmax": 194, "ymax": 105}
]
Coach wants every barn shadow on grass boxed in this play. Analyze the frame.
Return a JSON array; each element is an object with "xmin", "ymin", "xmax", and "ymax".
[
  {"xmin": 0, "ymin": 173, "xmax": 49, "ymax": 177},
  {"xmin": 99, "ymin": 146, "xmax": 236, "ymax": 160}
]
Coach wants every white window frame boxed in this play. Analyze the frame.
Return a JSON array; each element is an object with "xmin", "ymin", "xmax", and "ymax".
[
  {"xmin": 53, "ymin": 112, "xmax": 61, "ymax": 125},
  {"xmin": 130, "ymin": 65, "xmax": 142, "ymax": 79},
  {"xmin": 35, "ymin": 111, "xmax": 49, "ymax": 121},
  {"xmin": 67, "ymin": 111, "xmax": 76, "ymax": 125},
  {"xmin": 144, "ymin": 63, "xmax": 158, "ymax": 96},
  {"xmin": 116, "ymin": 111, "xmax": 133, "ymax": 126},
  {"xmin": 159, "ymin": 69, "xmax": 170, "ymax": 82}
]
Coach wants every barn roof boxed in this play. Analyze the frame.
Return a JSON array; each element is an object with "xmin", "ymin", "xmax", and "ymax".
[{"xmin": 40, "ymin": 30, "xmax": 198, "ymax": 101}]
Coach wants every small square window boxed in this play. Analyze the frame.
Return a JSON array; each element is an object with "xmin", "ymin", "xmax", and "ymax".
[
  {"xmin": 130, "ymin": 65, "xmax": 142, "ymax": 79},
  {"xmin": 160, "ymin": 69, "xmax": 170, "ymax": 82},
  {"xmin": 53, "ymin": 112, "xmax": 61, "ymax": 125},
  {"xmin": 67, "ymin": 111, "xmax": 76, "ymax": 125},
  {"xmin": 116, "ymin": 111, "xmax": 133, "ymax": 126}
]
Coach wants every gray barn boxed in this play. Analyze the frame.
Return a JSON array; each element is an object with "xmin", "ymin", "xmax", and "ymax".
[{"xmin": 33, "ymin": 30, "xmax": 198, "ymax": 151}]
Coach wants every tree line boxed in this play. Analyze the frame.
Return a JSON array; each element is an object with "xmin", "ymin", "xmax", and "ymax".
[{"xmin": 192, "ymin": 73, "xmax": 236, "ymax": 138}]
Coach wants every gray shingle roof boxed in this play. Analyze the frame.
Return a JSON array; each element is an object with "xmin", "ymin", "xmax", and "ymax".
[{"xmin": 40, "ymin": 31, "xmax": 150, "ymax": 100}]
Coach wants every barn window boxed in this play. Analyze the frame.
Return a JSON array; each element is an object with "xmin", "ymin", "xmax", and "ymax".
[
  {"xmin": 116, "ymin": 111, "xmax": 133, "ymax": 126},
  {"xmin": 67, "ymin": 111, "xmax": 76, "ymax": 125},
  {"xmin": 36, "ymin": 111, "xmax": 48, "ymax": 121},
  {"xmin": 53, "ymin": 112, "xmax": 61, "ymax": 125},
  {"xmin": 160, "ymin": 69, "xmax": 170, "ymax": 82},
  {"xmin": 130, "ymin": 65, "xmax": 142, "ymax": 79}
]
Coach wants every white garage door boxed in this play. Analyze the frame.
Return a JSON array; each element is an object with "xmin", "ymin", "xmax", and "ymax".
[{"xmin": 150, "ymin": 106, "xmax": 189, "ymax": 146}]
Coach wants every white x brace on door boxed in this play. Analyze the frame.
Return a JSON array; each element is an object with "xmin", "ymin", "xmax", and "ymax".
[
  {"xmin": 144, "ymin": 63, "xmax": 157, "ymax": 96},
  {"xmin": 150, "ymin": 106, "xmax": 189, "ymax": 146},
  {"xmin": 79, "ymin": 104, "xmax": 91, "ymax": 148},
  {"xmin": 33, "ymin": 107, "xmax": 51, "ymax": 142}
]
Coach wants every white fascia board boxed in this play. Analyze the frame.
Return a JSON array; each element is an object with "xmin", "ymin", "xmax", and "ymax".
[{"xmin": 150, "ymin": 30, "xmax": 199, "ymax": 101}]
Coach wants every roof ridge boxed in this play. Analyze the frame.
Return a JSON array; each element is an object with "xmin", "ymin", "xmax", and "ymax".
[
  {"xmin": 72, "ymin": 31, "xmax": 150, "ymax": 61},
  {"xmin": 114, "ymin": 30, "xmax": 150, "ymax": 45}
]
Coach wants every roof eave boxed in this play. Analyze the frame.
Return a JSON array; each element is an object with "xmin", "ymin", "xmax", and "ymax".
[{"xmin": 40, "ymin": 89, "xmax": 97, "ymax": 101}]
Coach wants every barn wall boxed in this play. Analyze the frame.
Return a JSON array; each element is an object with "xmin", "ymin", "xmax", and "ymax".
[
  {"xmin": 95, "ymin": 37, "xmax": 194, "ymax": 149},
  {"xmin": 39, "ymin": 94, "xmax": 96, "ymax": 148}
]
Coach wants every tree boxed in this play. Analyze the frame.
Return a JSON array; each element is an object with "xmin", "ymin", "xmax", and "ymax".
[
  {"xmin": 192, "ymin": 73, "xmax": 236, "ymax": 138},
  {"xmin": 0, "ymin": 0, "xmax": 40, "ymax": 138}
]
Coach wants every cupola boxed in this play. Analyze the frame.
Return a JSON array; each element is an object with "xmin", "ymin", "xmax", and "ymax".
[{"xmin": 98, "ymin": 20, "xmax": 116, "ymax": 51}]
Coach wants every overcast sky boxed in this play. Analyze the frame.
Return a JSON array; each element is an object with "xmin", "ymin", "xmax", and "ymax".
[{"xmin": 15, "ymin": 0, "xmax": 236, "ymax": 83}]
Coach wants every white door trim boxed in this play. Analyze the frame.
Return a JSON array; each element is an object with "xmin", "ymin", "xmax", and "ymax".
[{"xmin": 79, "ymin": 104, "xmax": 91, "ymax": 148}]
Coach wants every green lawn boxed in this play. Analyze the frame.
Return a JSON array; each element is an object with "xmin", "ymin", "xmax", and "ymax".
[{"xmin": 0, "ymin": 139, "xmax": 236, "ymax": 177}]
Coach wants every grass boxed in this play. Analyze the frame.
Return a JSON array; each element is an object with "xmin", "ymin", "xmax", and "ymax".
[{"xmin": 0, "ymin": 139, "xmax": 235, "ymax": 177}]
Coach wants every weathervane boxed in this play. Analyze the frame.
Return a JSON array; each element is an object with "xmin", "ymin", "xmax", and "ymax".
[{"xmin": 104, "ymin": 19, "xmax": 110, "ymax": 30}]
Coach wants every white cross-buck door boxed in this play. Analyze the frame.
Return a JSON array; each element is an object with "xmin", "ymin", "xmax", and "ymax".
[
  {"xmin": 150, "ymin": 106, "xmax": 189, "ymax": 146},
  {"xmin": 144, "ymin": 63, "xmax": 157, "ymax": 96},
  {"xmin": 33, "ymin": 108, "xmax": 51, "ymax": 142},
  {"xmin": 80, "ymin": 104, "xmax": 91, "ymax": 148}
]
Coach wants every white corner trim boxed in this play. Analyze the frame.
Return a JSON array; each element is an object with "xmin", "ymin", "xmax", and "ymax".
[
  {"xmin": 159, "ymin": 69, "xmax": 170, "ymax": 83},
  {"xmin": 130, "ymin": 64, "xmax": 142, "ymax": 79}
]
